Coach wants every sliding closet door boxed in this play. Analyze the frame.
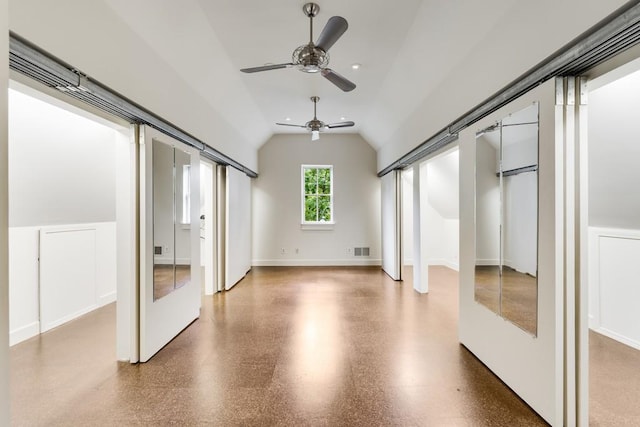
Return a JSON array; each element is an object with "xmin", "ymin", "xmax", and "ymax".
[
  {"xmin": 381, "ymin": 170, "xmax": 402, "ymax": 280},
  {"xmin": 459, "ymin": 78, "xmax": 564, "ymax": 425},
  {"xmin": 139, "ymin": 125, "xmax": 201, "ymax": 362},
  {"xmin": 225, "ymin": 166, "xmax": 251, "ymax": 290}
]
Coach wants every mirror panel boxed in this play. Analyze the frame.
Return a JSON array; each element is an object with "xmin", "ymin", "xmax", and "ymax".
[
  {"xmin": 153, "ymin": 140, "xmax": 175, "ymax": 300},
  {"xmin": 174, "ymin": 147, "xmax": 192, "ymax": 291},
  {"xmin": 500, "ymin": 104, "xmax": 538, "ymax": 334},
  {"xmin": 474, "ymin": 103, "xmax": 539, "ymax": 335},
  {"xmin": 475, "ymin": 125, "xmax": 502, "ymax": 315}
]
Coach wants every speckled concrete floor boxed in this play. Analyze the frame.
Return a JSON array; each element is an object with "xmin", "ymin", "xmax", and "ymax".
[
  {"xmin": 11, "ymin": 266, "xmax": 548, "ymax": 426},
  {"xmin": 590, "ymin": 331, "xmax": 640, "ymax": 426}
]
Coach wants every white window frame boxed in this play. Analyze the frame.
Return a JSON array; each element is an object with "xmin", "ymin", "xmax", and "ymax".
[{"xmin": 301, "ymin": 164, "xmax": 334, "ymax": 229}]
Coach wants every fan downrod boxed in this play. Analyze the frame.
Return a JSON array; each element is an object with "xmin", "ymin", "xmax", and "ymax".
[{"xmin": 303, "ymin": 3, "xmax": 320, "ymax": 18}]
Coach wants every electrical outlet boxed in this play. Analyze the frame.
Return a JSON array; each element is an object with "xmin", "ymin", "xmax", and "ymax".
[
  {"xmin": 347, "ymin": 247, "xmax": 352, "ymax": 255},
  {"xmin": 295, "ymin": 248, "xmax": 299, "ymax": 254},
  {"xmin": 280, "ymin": 248, "xmax": 286, "ymax": 255}
]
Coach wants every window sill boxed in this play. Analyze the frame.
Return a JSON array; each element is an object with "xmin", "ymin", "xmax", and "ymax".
[{"xmin": 300, "ymin": 222, "xmax": 335, "ymax": 231}]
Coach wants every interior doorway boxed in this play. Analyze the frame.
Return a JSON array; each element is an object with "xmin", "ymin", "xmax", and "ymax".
[
  {"xmin": 7, "ymin": 80, "xmax": 133, "ymax": 354},
  {"xmin": 581, "ymin": 58, "xmax": 640, "ymax": 425},
  {"xmin": 400, "ymin": 147, "xmax": 460, "ymax": 291}
]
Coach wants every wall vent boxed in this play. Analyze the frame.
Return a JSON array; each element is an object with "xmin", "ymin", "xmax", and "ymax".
[
  {"xmin": 154, "ymin": 246, "xmax": 162, "ymax": 255},
  {"xmin": 354, "ymin": 247, "xmax": 370, "ymax": 257}
]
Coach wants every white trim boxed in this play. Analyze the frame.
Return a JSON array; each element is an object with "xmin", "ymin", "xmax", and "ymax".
[
  {"xmin": 41, "ymin": 304, "xmax": 99, "ymax": 333},
  {"xmin": 592, "ymin": 327, "xmax": 640, "ymax": 351},
  {"xmin": 475, "ymin": 258, "xmax": 500, "ymax": 266},
  {"xmin": 9, "ymin": 321, "xmax": 40, "ymax": 346},
  {"xmin": 300, "ymin": 222, "xmax": 335, "ymax": 231},
  {"xmin": 252, "ymin": 259, "xmax": 382, "ymax": 267},
  {"xmin": 98, "ymin": 291, "xmax": 117, "ymax": 307},
  {"xmin": 428, "ymin": 258, "xmax": 460, "ymax": 272}
]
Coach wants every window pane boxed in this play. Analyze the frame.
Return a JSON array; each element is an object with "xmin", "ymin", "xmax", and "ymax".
[
  {"xmin": 317, "ymin": 168, "xmax": 331, "ymax": 194},
  {"xmin": 304, "ymin": 168, "xmax": 317, "ymax": 194},
  {"xmin": 305, "ymin": 195, "xmax": 318, "ymax": 222},
  {"xmin": 318, "ymin": 195, "xmax": 331, "ymax": 221}
]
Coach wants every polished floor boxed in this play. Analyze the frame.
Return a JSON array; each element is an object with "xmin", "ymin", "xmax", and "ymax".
[{"xmin": 11, "ymin": 266, "xmax": 549, "ymax": 426}]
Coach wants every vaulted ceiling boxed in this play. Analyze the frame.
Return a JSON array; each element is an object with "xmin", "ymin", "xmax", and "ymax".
[
  {"xmin": 102, "ymin": 0, "xmax": 518, "ymax": 151},
  {"xmin": 7, "ymin": 0, "xmax": 631, "ymax": 174}
]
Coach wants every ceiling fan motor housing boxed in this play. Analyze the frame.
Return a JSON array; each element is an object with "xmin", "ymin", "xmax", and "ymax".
[
  {"xmin": 306, "ymin": 118, "xmax": 325, "ymax": 131},
  {"xmin": 293, "ymin": 44, "xmax": 329, "ymax": 73}
]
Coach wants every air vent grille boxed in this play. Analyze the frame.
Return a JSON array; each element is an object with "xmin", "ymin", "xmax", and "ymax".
[{"xmin": 354, "ymin": 247, "xmax": 370, "ymax": 257}]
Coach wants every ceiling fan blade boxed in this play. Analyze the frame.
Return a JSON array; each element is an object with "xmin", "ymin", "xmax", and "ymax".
[
  {"xmin": 315, "ymin": 16, "xmax": 348, "ymax": 52},
  {"xmin": 276, "ymin": 122, "xmax": 307, "ymax": 128},
  {"xmin": 326, "ymin": 121, "xmax": 355, "ymax": 129},
  {"xmin": 240, "ymin": 63, "xmax": 293, "ymax": 73},
  {"xmin": 321, "ymin": 68, "xmax": 356, "ymax": 92}
]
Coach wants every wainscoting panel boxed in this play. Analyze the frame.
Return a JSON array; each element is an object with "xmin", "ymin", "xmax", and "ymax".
[
  {"xmin": 40, "ymin": 226, "xmax": 97, "ymax": 333},
  {"xmin": 589, "ymin": 227, "xmax": 640, "ymax": 350},
  {"xmin": 9, "ymin": 222, "xmax": 117, "ymax": 344}
]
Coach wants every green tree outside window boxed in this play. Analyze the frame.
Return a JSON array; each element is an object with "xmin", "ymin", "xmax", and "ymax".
[{"xmin": 302, "ymin": 165, "xmax": 333, "ymax": 222}]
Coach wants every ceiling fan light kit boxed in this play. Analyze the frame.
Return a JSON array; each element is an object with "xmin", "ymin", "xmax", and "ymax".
[{"xmin": 239, "ymin": 2, "xmax": 356, "ymax": 92}]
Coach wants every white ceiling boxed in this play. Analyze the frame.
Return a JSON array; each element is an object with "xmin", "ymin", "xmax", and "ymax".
[{"xmin": 102, "ymin": 0, "xmax": 521, "ymax": 151}]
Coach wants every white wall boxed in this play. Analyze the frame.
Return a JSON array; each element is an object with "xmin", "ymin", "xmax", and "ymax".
[
  {"xmin": 589, "ymin": 70, "xmax": 640, "ymax": 229},
  {"xmin": 459, "ymin": 81, "xmax": 561, "ymax": 425},
  {"xmin": 226, "ymin": 167, "xmax": 251, "ymax": 288},
  {"xmin": 402, "ymin": 150, "xmax": 460, "ymax": 271},
  {"xmin": 425, "ymin": 149, "xmax": 459, "ymax": 270},
  {"xmin": 8, "ymin": 89, "xmax": 117, "ymax": 227},
  {"xmin": 0, "ymin": 0, "xmax": 10, "ymax": 420},
  {"xmin": 587, "ymin": 68, "xmax": 640, "ymax": 350},
  {"xmin": 9, "ymin": 0, "xmax": 262, "ymax": 171},
  {"xmin": 252, "ymin": 133, "xmax": 380, "ymax": 266},
  {"xmin": 503, "ymin": 172, "xmax": 538, "ymax": 275},
  {"xmin": 475, "ymin": 137, "xmax": 500, "ymax": 265},
  {"xmin": 8, "ymin": 89, "xmax": 118, "ymax": 345},
  {"xmin": 402, "ymin": 170, "xmax": 414, "ymax": 265}
]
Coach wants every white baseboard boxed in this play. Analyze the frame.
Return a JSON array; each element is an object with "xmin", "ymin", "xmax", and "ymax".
[
  {"xmin": 428, "ymin": 258, "xmax": 460, "ymax": 271},
  {"xmin": 41, "ymin": 304, "xmax": 99, "ymax": 333},
  {"xmin": 252, "ymin": 259, "xmax": 382, "ymax": 267},
  {"xmin": 10, "ymin": 321, "xmax": 40, "ymax": 346},
  {"xmin": 592, "ymin": 326, "xmax": 640, "ymax": 351},
  {"xmin": 98, "ymin": 291, "xmax": 117, "ymax": 307},
  {"xmin": 475, "ymin": 259, "xmax": 499, "ymax": 266}
]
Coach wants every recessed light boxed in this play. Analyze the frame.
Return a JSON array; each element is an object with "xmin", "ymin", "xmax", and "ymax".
[{"xmin": 351, "ymin": 63, "xmax": 361, "ymax": 70}]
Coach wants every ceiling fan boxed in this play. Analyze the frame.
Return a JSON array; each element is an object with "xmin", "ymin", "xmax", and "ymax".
[
  {"xmin": 277, "ymin": 96, "xmax": 354, "ymax": 140},
  {"xmin": 240, "ymin": 3, "xmax": 356, "ymax": 92}
]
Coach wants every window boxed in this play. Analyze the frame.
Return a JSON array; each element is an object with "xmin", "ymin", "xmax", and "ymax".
[{"xmin": 302, "ymin": 165, "xmax": 333, "ymax": 224}]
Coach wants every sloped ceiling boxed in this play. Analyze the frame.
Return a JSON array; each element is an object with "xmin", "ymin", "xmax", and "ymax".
[
  {"xmin": 103, "ymin": 0, "xmax": 513, "ymax": 151},
  {"xmin": 101, "ymin": 0, "xmax": 627, "ymax": 161}
]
